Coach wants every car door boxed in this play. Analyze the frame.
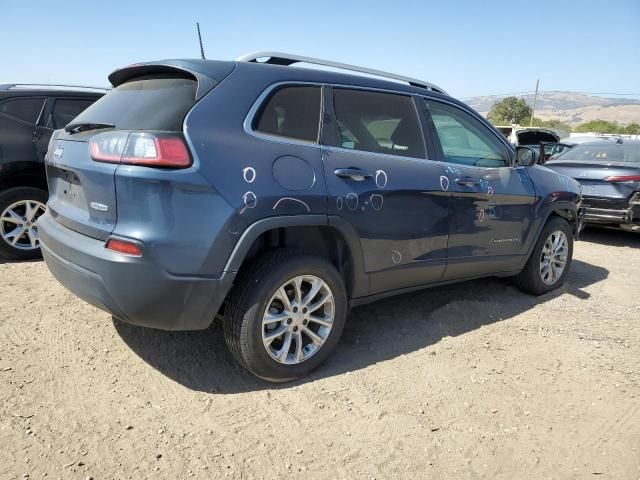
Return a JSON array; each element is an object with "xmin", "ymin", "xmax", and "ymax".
[
  {"xmin": 0, "ymin": 96, "xmax": 45, "ymax": 165},
  {"xmin": 423, "ymin": 98, "xmax": 536, "ymax": 279},
  {"xmin": 34, "ymin": 97, "xmax": 97, "ymax": 162},
  {"xmin": 321, "ymin": 86, "xmax": 450, "ymax": 295}
]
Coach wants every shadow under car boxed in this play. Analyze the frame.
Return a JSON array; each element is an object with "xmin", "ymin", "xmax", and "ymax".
[{"xmin": 113, "ymin": 258, "xmax": 608, "ymax": 394}]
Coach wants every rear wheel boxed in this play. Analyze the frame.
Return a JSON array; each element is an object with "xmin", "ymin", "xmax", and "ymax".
[
  {"xmin": 0, "ymin": 187, "xmax": 48, "ymax": 260},
  {"xmin": 513, "ymin": 216, "xmax": 573, "ymax": 295},
  {"xmin": 224, "ymin": 249, "xmax": 348, "ymax": 382}
]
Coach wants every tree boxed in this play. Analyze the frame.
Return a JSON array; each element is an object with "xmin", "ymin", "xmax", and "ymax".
[
  {"xmin": 624, "ymin": 123, "xmax": 640, "ymax": 135},
  {"xmin": 529, "ymin": 117, "xmax": 573, "ymax": 133},
  {"xmin": 574, "ymin": 120, "xmax": 623, "ymax": 134},
  {"xmin": 487, "ymin": 97, "xmax": 532, "ymax": 125}
]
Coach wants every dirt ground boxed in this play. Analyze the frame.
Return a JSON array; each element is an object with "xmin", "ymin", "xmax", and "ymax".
[{"xmin": 1, "ymin": 228, "xmax": 639, "ymax": 480}]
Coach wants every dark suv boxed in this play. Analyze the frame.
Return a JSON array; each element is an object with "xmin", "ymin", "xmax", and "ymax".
[
  {"xmin": 0, "ymin": 84, "xmax": 103, "ymax": 259},
  {"xmin": 38, "ymin": 53, "xmax": 581, "ymax": 381}
]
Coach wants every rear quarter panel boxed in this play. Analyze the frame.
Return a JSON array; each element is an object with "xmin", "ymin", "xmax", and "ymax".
[{"xmin": 183, "ymin": 65, "xmax": 331, "ymax": 276}]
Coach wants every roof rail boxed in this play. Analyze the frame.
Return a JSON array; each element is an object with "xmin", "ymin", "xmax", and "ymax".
[
  {"xmin": 236, "ymin": 51, "xmax": 448, "ymax": 95},
  {"xmin": 0, "ymin": 83, "xmax": 109, "ymax": 92}
]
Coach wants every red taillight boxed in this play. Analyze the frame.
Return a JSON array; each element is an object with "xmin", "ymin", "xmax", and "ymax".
[
  {"xmin": 106, "ymin": 239, "xmax": 142, "ymax": 256},
  {"xmin": 89, "ymin": 132, "xmax": 190, "ymax": 168},
  {"xmin": 604, "ymin": 175, "xmax": 640, "ymax": 183}
]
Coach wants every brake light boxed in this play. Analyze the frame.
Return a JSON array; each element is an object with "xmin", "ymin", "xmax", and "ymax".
[
  {"xmin": 106, "ymin": 239, "xmax": 142, "ymax": 256},
  {"xmin": 604, "ymin": 175, "xmax": 640, "ymax": 183},
  {"xmin": 89, "ymin": 132, "xmax": 190, "ymax": 168}
]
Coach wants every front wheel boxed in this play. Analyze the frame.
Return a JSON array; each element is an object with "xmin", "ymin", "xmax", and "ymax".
[
  {"xmin": 224, "ymin": 249, "xmax": 348, "ymax": 382},
  {"xmin": 513, "ymin": 216, "xmax": 574, "ymax": 295}
]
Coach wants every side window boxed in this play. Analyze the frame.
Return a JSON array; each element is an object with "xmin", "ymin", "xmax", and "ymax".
[
  {"xmin": 50, "ymin": 99, "xmax": 95, "ymax": 129},
  {"xmin": 0, "ymin": 98, "xmax": 45, "ymax": 124},
  {"xmin": 332, "ymin": 89, "xmax": 426, "ymax": 159},
  {"xmin": 425, "ymin": 100, "xmax": 509, "ymax": 167},
  {"xmin": 253, "ymin": 86, "xmax": 321, "ymax": 142}
]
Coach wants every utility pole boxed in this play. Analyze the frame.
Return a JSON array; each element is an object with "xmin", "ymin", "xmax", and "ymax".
[
  {"xmin": 529, "ymin": 79, "xmax": 539, "ymax": 127},
  {"xmin": 196, "ymin": 22, "xmax": 206, "ymax": 60}
]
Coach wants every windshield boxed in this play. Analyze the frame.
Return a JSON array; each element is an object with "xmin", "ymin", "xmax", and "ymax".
[
  {"xmin": 70, "ymin": 75, "xmax": 197, "ymax": 131},
  {"xmin": 553, "ymin": 143, "xmax": 640, "ymax": 163}
]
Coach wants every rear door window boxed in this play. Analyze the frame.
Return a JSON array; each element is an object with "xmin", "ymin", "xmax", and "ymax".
[
  {"xmin": 49, "ymin": 99, "xmax": 96, "ymax": 129},
  {"xmin": 71, "ymin": 75, "xmax": 197, "ymax": 131},
  {"xmin": 0, "ymin": 98, "xmax": 45, "ymax": 124},
  {"xmin": 331, "ymin": 89, "xmax": 426, "ymax": 159},
  {"xmin": 425, "ymin": 100, "xmax": 509, "ymax": 167},
  {"xmin": 253, "ymin": 86, "xmax": 322, "ymax": 142}
]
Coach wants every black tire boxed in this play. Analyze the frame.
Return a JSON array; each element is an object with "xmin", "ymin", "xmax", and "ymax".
[
  {"xmin": 513, "ymin": 216, "xmax": 574, "ymax": 295},
  {"xmin": 224, "ymin": 249, "xmax": 348, "ymax": 382},
  {"xmin": 0, "ymin": 187, "xmax": 48, "ymax": 261}
]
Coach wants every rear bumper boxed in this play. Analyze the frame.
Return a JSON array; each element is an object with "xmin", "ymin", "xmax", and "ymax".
[
  {"xmin": 39, "ymin": 211, "xmax": 235, "ymax": 330},
  {"xmin": 581, "ymin": 193, "xmax": 640, "ymax": 227}
]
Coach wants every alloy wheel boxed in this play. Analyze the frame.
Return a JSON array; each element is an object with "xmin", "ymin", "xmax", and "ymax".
[
  {"xmin": 539, "ymin": 230, "xmax": 568, "ymax": 285},
  {"xmin": 262, "ymin": 275, "xmax": 335, "ymax": 365},
  {"xmin": 0, "ymin": 200, "xmax": 46, "ymax": 251}
]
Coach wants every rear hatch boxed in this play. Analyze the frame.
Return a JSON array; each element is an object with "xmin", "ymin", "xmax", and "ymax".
[
  {"xmin": 516, "ymin": 128, "xmax": 560, "ymax": 146},
  {"xmin": 45, "ymin": 61, "xmax": 234, "ymax": 240}
]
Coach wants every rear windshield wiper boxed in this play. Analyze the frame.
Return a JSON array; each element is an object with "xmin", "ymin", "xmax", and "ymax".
[{"xmin": 64, "ymin": 122, "xmax": 115, "ymax": 134}]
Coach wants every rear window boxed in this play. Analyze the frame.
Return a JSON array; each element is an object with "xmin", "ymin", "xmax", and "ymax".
[
  {"xmin": 556, "ymin": 144, "xmax": 640, "ymax": 163},
  {"xmin": 0, "ymin": 97, "xmax": 45, "ymax": 124},
  {"xmin": 253, "ymin": 86, "xmax": 321, "ymax": 142},
  {"xmin": 71, "ymin": 75, "xmax": 197, "ymax": 131}
]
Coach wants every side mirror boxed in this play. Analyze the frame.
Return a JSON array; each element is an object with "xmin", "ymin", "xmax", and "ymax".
[{"xmin": 515, "ymin": 146, "xmax": 538, "ymax": 167}]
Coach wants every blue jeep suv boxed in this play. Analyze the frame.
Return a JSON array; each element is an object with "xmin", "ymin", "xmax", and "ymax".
[{"xmin": 39, "ymin": 52, "xmax": 581, "ymax": 381}]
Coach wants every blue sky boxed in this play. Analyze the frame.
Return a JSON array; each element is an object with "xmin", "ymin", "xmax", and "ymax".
[{"xmin": 2, "ymin": 0, "xmax": 639, "ymax": 99}]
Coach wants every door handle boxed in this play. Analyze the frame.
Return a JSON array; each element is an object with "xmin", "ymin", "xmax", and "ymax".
[
  {"xmin": 334, "ymin": 168, "xmax": 372, "ymax": 182},
  {"xmin": 455, "ymin": 176, "xmax": 480, "ymax": 186}
]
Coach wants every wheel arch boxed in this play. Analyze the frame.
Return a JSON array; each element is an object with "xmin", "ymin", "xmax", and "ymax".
[
  {"xmin": 224, "ymin": 215, "xmax": 368, "ymax": 299},
  {"xmin": 545, "ymin": 202, "xmax": 579, "ymax": 236},
  {"xmin": 0, "ymin": 162, "xmax": 48, "ymax": 193},
  {"xmin": 526, "ymin": 200, "xmax": 579, "ymax": 259}
]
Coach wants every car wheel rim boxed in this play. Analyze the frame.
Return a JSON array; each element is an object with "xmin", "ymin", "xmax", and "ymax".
[
  {"xmin": 539, "ymin": 230, "xmax": 568, "ymax": 286},
  {"xmin": 0, "ymin": 200, "xmax": 46, "ymax": 251},
  {"xmin": 262, "ymin": 275, "xmax": 335, "ymax": 365}
]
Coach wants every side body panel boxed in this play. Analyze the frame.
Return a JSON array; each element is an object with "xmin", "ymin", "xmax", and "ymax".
[
  {"xmin": 182, "ymin": 65, "xmax": 329, "ymax": 276},
  {"xmin": 420, "ymin": 97, "xmax": 538, "ymax": 278},
  {"xmin": 0, "ymin": 95, "xmax": 41, "ymax": 168},
  {"xmin": 321, "ymin": 145, "xmax": 451, "ymax": 294},
  {"xmin": 526, "ymin": 165, "xmax": 582, "ymax": 244},
  {"xmin": 442, "ymin": 163, "xmax": 537, "ymax": 279}
]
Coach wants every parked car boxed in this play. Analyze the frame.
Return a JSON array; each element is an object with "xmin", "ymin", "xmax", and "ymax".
[
  {"xmin": 546, "ymin": 139, "xmax": 640, "ymax": 231},
  {"xmin": 496, "ymin": 126, "xmax": 561, "ymax": 146},
  {"xmin": 0, "ymin": 83, "xmax": 104, "ymax": 259},
  {"xmin": 547, "ymin": 136, "xmax": 618, "ymax": 160},
  {"xmin": 496, "ymin": 126, "xmax": 562, "ymax": 163},
  {"xmin": 38, "ymin": 53, "xmax": 581, "ymax": 381}
]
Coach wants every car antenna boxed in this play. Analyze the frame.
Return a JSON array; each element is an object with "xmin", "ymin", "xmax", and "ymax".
[{"xmin": 196, "ymin": 22, "xmax": 206, "ymax": 60}]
